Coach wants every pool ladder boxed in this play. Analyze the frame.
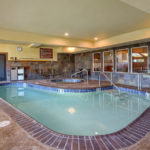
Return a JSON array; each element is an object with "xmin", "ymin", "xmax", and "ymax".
[
  {"xmin": 99, "ymin": 72, "xmax": 120, "ymax": 95},
  {"xmin": 71, "ymin": 69, "xmax": 88, "ymax": 84}
]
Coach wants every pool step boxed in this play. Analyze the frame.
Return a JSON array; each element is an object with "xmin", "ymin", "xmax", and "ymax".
[
  {"xmin": 105, "ymin": 90, "xmax": 131, "ymax": 101},
  {"xmin": 105, "ymin": 89, "xmax": 120, "ymax": 95}
]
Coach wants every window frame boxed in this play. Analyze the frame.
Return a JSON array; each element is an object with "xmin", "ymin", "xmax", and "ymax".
[
  {"xmin": 103, "ymin": 50, "xmax": 114, "ymax": 72},
  {"xmin": 131, "ymin": 46, "xmax": 149, "ymax": 73},
  {"xmin": 115, "ymin": 48, "xmax": 129, "ymax": 73},
  {"xmin": 92, "ymin": 52, "xmax": 102, "ymax": 72}
]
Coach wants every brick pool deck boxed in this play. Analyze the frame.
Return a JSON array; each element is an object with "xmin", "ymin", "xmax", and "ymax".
[{"xmin": 0, "ymin": 80, "xmax": 150, "ymax": 150}]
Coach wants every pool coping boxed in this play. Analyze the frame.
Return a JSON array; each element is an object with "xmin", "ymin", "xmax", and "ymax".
[{"xmin": 0, "ymin": 83, "xmax": 150, "ymax": 149}]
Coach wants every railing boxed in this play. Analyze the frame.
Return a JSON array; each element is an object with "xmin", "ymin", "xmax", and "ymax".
[
  {"xmin": 108, "ymin": 72, "xmax": 143, "ymax": 91},
  {"xmin": 138, "ymin": 73, "xmax": 142, "ymax": 90},
  {"xmin": 71, "ymin": 69, "xmax": 88, "ymax": 84},
  {"xmin": 99, "ymin": 72, "xmax": 120, "ymax": 94},
  {"xmin": 97, "ymin": 72, "xmax": 150, "ymax": 92}
]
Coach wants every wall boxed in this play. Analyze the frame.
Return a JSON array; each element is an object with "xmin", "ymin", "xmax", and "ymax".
[
  {"xmin": 75, "ymin": 41, "xmax": 150, "ymax": 72},
  {"xmin": 75, "ymin": 52, "xmax": 92, "ymax": 71},
  {"xmin": 0, "ymin": 43, "xmax": 58, "ymax": 61},
  {"xmin": 6, "ymin": 54, "xmax": 75, "ymax": 80},
  {"xmin": 2, "ymin": 39, "xmax": 150, "ymax": 84},
  {"xmin": 0, "ymin": 43, "xmax": 75, "ymax": 80},
  {"xmin": 75, "ymin": 41, "xmax": 150, "ymax": 86}
]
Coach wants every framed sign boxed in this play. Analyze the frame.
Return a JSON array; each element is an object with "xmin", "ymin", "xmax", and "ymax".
[{"xmin": 40, "ymin": 48, "xmax": 53, "ymax": 59}]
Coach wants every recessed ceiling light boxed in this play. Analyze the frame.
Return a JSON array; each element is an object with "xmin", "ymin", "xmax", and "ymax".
[
  {"xmin": 94, "ymin": 37, "xmax": 98, "ymax": 41},
  {"xmin": 68, "ymin": 47, "xmax": 75, "ymax": 52},
  {"xmin": 64, "ymin": 32, "xmax": 69, "ymax": 36},
  {"xmin": 68, "ymin": 47, "xmax": 75, "ymax": 51}
]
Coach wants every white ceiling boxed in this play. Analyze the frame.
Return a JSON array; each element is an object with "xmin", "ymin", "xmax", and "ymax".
[
  {"xmin": 120, "ymin": 0, "xmax": 150, "ymax": 14},
  {"xmin": 0, "ymin": 0, "xmax": 150, "ymax": 41}
]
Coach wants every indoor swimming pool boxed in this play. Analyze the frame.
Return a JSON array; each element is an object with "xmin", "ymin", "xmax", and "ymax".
[{"xmin": 0, "ymin": 83, "xmax": 150, "ymax": 136}]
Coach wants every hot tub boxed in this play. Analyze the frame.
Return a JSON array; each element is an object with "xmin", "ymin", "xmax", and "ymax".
[{"xmin": 50, "ymin": 78, "xmax": 84, "ymax": 83}]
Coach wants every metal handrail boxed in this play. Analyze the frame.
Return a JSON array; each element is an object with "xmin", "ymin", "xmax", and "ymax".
[
  {"xmin": 99, "ymin": 72, "xmax": 120, "ymax": 94},
  {"xmin": 71, "ymin": 69, "xmax": 88, "ymax": 84}
]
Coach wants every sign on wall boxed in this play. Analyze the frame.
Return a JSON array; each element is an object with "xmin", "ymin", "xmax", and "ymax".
[{"xmin": 40, "ymin": 48, "xmax": 53, "ymax": 59}]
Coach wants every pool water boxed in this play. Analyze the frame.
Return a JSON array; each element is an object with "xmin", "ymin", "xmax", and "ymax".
[{"xmin": 0, "ymin": 84, "xmax": 150, "ymax": 136}]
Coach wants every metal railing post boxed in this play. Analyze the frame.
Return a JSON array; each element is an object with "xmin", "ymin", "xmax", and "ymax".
[
  {"xmin": 99, "ymin": 73, "xmax": 101, "ymax": 87},
  {"xmin": 140, "ymin": 73, "xmax": 142, "ymax": 90},
  {"xmin": 86, "ymin": 69, "xmax": 88, "ymax": 84},
  {"xmin": 110, "ymin": 72, "xmax": 113, "ymax": 86},
  {"xmin": 100, "ymin": 71, "xmax": 120, "ymax": 94},
  {"xmin": 71, "ymin": 69, "xmax": 88, "ymax": 84},
  {"xmin": 137, "ymin": 73, "xmax": 142, "ymax": 91},
  {"xmin": 138, "ymin": 73, "xmax": 140, "ymax": 90}
]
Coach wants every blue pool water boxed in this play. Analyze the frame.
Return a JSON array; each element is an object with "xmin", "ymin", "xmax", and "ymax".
[{"xmin": 0, "ymin": 84, "xmax": 150, "ymax": 136}]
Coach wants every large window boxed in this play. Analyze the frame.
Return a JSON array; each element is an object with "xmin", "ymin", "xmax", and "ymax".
[
  {"xmin": 132, "ymin": 46, "xmax": 148, "ymax": 73},
  {"xmin": 103, "ymin": 50, "xmax": 114, "ymax": 72},
  {"xmin": 93, "ymin": 53, "xmax": 102, "ymax": 71},
  {"xmin": 116, "ymin": 49, "xmax": 129, "ymax": 72}
]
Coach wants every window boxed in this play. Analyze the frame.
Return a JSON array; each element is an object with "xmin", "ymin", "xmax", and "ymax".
[
  {"xmin": 103, "ymin": 50, "xmax": 114, "ymax": 72},
  {"xmin": 116, "ymin": 49, "xmax": 129, "ymax": 72},
  {"xmin": 132, "ymin": 46, "xmax": 148, "ymax": 73},
  {"xmin": 93, "ymin": 53, "xmax": 102, "ymax": 71}
]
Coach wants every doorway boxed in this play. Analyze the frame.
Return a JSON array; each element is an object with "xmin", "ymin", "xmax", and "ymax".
[{"xmin": 0, "ymin": 54, "xmax": 6, "ymax": 81}]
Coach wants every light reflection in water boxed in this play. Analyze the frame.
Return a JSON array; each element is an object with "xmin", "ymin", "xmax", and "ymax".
[{"xmin": 68, "ymin": 107, "xmax": 76, "ymax": 114}]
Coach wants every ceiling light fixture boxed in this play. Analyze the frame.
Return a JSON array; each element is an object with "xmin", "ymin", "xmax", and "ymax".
[
  {"xmin": 68, "ymin": 47, "xmax": 75, "ymax": 52},
  {"xmin": 64, "ymin": 32, "xmax": 69, "ymax": 36},
  {"xmin": 94, "ymin": 37, "xmax": 98, "ymax": 41},
  {"xmin": 68, "ymin": 47, "xmax": 75, "ymax": 50}
]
